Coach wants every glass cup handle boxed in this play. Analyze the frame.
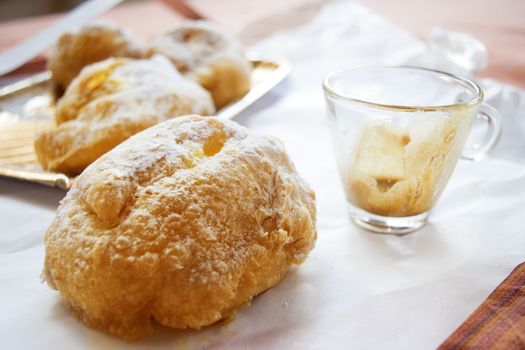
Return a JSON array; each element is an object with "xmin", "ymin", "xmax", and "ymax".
[{"xmin": 461, "ymin": 103, "xmax": 502, "ymax": 161}]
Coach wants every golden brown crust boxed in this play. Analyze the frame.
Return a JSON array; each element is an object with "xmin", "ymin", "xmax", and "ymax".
[
  {"xmin": 48, "ymin": 22, "xmax": 146, "ymax": 90},
  {"xmin": 43, "ymin": 116, "xmax": 317, "ymax": 339},
  {"xmin": 35, "ymin": 56, "xmax": 215, "ymax": 175},
  {"xmin": 149, "ymin": 21, "xmax": 251, "ymax": 109}
]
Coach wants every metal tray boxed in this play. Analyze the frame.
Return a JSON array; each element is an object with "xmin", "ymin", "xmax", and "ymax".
[{"xmin": 0, "ymin": 58, "xmax": 290, "ymax": 189}]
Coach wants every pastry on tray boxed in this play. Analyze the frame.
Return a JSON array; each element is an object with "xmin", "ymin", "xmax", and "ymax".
[
  {"xmin": 150, "ymin": 20, "xmax": 252, "ymax": 109},
  {"xmin": 48, "ymin": 22, "xmax": 146, "ymax": 90},
  {"xmin": 43, "ymin": 116, "xmax": 317, "ymax": 340},
  {"xmin": 35, "ymin": 56, "xmax": 214, "ymax": 175}
]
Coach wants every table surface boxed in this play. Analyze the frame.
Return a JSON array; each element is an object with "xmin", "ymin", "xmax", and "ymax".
[
  {"xmin": 359, "ymin": 0, "xmax": 525, "ymax": 88},
  {"xmin": 0, "ymin": 0, "xmax": 524, "ymax": 88},
  {"xmin": 1, "ymin": 1, "xmax": 525, "ymax": 349}
]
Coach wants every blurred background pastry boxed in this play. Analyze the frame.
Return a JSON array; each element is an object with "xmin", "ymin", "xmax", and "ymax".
[
  {"xmin": 48, "ymin": 21, "xmax": 146, "ymax": 91},
  {"xmin": 35, "ymin": 56, "xmax": 214, "ymax": 175},
  {"xmin": 150, "ymin": 20, "xmax": 252, "ymax": 109}
]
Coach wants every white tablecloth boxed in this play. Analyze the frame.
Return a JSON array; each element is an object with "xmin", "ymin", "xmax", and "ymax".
[{"xmin": 1, "ymin": 1, "xmax": 524, "ymax": 348}]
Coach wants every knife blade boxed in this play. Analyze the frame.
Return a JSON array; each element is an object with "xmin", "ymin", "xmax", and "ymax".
[{"xmin": 0, "ymin": 0, "xmax": 124, "ymax": 76}]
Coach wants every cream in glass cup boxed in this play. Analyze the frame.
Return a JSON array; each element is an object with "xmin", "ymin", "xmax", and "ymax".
[{"xmin": 323, "ymin": 66, "xmax": 501, "ymax": 234}]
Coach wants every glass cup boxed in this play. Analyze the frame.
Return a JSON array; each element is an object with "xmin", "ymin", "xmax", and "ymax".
[{"xmin": 323, "ymin": 66, "xmax": 501, "ymax": 234}]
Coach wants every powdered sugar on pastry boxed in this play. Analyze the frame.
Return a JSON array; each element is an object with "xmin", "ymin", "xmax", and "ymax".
[
  {"xmin": 150, "ymin": 21, "xmax": 252, "ymax": 109},
  {"xmin": 44, "ymin": 116, "xmax": 317, "ymax": 340},
  {"xmin": 35, "ymin": 56, "xmax": 215, "ymax": 174},
  {"xmin": 48, "ymin": 21, "xmax": 146, "ymax": 90},
  {"xmin": 54, "ymin": 55, "xmax": 190, "ymax": 124}
]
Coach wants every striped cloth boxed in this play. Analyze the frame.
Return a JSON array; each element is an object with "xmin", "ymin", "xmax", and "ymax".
[{"xmin": 439, "ymin": 262, "xmax": 525, "ymax": 350}]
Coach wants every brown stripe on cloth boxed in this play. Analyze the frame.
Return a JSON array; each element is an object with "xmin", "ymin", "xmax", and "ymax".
[{"xmin": 439, "ymin": 262, "xmax": 525, "ymax": 350}]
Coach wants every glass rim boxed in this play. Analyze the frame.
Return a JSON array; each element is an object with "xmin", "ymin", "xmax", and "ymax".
[{"xmin": 322, "ymin": 66, "xmax": 484, "ymax": 112}]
